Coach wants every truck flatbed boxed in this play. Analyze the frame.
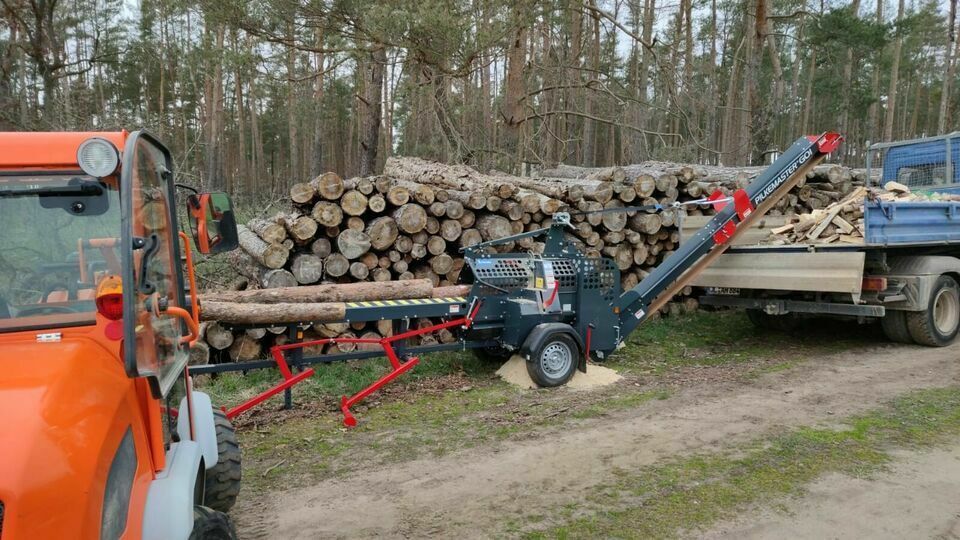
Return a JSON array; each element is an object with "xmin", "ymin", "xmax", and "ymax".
[
  {"xmin": 683, "ymin": 198, "xmax": 960, "ymax": 296},
  {"xmin": 680, "ymin": 130, "xmax": 960, "ymax": 352}
]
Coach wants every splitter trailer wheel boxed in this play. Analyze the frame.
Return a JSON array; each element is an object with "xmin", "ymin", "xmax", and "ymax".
[{"xmin": 526, "ymin": 333, "xmax": 579, "ymax": 388}]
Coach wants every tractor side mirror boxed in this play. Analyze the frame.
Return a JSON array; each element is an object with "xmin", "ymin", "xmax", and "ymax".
[{"xmin": 187, "ymin": 192, "xmax": 239, "ymax": 254}]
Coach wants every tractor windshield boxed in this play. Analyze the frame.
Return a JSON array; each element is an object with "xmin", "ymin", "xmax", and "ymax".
[{"xmin": 0, "ymin": 174, "xmax": 121, "ymax": 333}]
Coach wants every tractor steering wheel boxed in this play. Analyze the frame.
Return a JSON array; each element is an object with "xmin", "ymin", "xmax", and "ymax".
[{"xmin": 41, "ymin": 280, "xmax": 79, "ymax": 302}]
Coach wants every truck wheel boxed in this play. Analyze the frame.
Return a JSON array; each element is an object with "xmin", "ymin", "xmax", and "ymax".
[
  {"xmin": 880, "ymin": 310, "xmax": 913, "ymax": 344},
  {"xmin": 526, "ymin": 333, "xmax": 579, "ymax": 388},
  {"xmin": 907, "ymin": 275, "xmax": 960, "ymax": 347},
  {"xmin": 203, "ymin": 409, "xmax": 242, "ymax": 512},
  {"xmin": 189, "ymin": 505, "xmax": 238, "ymax": 540}
]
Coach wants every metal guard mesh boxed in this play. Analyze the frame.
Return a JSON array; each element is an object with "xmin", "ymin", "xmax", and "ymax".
[{"xmin": 579, "ymin": 258, "xmax": 618, "ymax": 300}]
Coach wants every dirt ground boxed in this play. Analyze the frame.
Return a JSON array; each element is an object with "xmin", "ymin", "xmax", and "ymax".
[
  {"xmin": 234, "ymin": 341, "xmax": 960, "ymax": 539},
  {"xmin": 700, "ymin": 445, "xmax": 960, "ymax": 539}
]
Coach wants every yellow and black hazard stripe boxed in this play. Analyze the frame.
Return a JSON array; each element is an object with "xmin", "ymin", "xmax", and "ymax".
[{"xmin": 345, "ymin": 297, "xmax": 467, "ymax": 309}]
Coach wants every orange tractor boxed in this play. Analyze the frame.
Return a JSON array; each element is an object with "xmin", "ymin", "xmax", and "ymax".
[{"xmin": 0, "ymin": 131, "xmax": 242, "ymax": 539}]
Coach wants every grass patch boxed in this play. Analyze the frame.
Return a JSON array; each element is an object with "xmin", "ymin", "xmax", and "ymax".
[
  {"xmin": 609, "ymin": 311, "xmax": 877, "ymax": 376},
  {"xmin": 528, "ymin": 387, "xmax": 960, "ymax": 539}
]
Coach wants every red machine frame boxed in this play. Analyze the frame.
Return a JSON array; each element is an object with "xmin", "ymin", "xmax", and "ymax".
[{"xmin": 224, "ymin": 300, "xmax": 484, "ymax": 426}]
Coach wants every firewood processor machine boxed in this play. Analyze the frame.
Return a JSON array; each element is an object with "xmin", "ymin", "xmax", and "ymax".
[{"xmin": 192, "ymin": 133, "xmax": 843, "ymax": 426}]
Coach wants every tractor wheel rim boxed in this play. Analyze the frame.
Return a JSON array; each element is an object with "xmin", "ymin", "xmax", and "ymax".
[
  {"xmin": 541, "ymin": 341, "xmax": 572, "ymax": 378},
  {"xmin": 933, "ymin": 287, "xmax": 959, "ymax": 335}
]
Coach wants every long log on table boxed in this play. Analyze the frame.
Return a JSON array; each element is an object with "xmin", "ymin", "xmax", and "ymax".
[
  {"xmin": 200, "ymin": 279, "xmax": 468, "ymax": 304},
  {"xmin": 200, "ymin": 301, "xmax": 347, "ymax": 324},
  {"xmin": 201, "ymin": 284, "xmax": 474, "ymax": 324}
]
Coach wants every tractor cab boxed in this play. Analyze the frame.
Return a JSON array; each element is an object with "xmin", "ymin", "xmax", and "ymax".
[{"xmin": 0, "ymin": 131, "xmax": 240, "ymax": 539}]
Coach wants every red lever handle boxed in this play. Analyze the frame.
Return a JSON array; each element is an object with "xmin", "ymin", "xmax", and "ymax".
[{"xmin": 543, "ymin": 280, "xmax": 560, "ymax": 309}]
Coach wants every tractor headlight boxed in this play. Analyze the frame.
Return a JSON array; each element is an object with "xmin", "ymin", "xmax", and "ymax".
[{"xmin": 77, "ymin": 137, "xmax": 120, "ymax": 178}]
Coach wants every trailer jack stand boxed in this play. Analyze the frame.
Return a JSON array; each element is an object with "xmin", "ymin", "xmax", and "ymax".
[
  {"xmin": 338, "ymin": 300, "xmax": 481, "ymax": 426},
  {"xmin": 268, "ymin": 299, "xmax": 484, "ymax": 427},
  {"xmin": 224, "ymin": 346, "xmax": 317, "ymax": 420},
  {"xmin": 340, "ymin": 353, "xmax": 419, "ymax": 427}
]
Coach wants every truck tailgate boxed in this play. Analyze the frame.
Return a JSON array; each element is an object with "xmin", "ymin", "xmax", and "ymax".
[
  {"xmin": 680, "ymin": 214, "xmax": 865, "ymax": 293},
  {"xmin": 690, "ymin": 251, "xmax": 865, "ymax": 293}
]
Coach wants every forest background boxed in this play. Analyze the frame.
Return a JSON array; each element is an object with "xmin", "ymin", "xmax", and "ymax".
[{"xmin": 0, "ymin": 0, "xmax": 957, "ymax": 199}]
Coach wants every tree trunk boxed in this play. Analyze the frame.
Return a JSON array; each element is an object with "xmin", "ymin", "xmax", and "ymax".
[
  {"xmin": 286, "ymin": 22, "xmax": 300, "ymax": 185},
  {"xmin": 360, "ymin": 45, "xmax": 386, "ymax": 176},
  {"xmin": 883, "ymin": 0, "xmax": 906, "ymax": 142},
  {"xmin": 311, "ymin": 28, "xmax": 326, "ymax": 177},
  {"xmin": 839, "ymin": 0, "xmax": 861, "ymax": 153},
  {"xmin": 393, "ymin": 203, "xmax": 429, "ymax": 234},
  {"xmin": 940, "ymin": 0, "xmax": 959, "ymax": 134},
  {"xmin": 248, "ymin": 217, "xmax": 287, "ymax": 244},
  {"xmin": 582, "ymin": 0, "xmax": 601, "ymax": 166},
  {"xmin": 502, "ymin": 4, "xmax": 528, "ymax": 164},
  {"xmin": 204, "ymin": 24, "xmax": 225, "ymax": 189}
]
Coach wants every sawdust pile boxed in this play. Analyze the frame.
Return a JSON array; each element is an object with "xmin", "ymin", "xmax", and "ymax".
[{"xmin": 496, "ymin": 355, "xmax": 623, "ymax": 390}]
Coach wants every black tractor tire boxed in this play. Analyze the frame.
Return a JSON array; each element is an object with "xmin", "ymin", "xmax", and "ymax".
[
  {"xmin": 880, "ymin": 310, "xmax": 914, "ymax": 344},
  {"xmin": 472, "ymin": 346, "xmax": 513, "ymax": 363},
  {"xmin": 746, "ymin": 309, "xmax": 800, "ymax": 332},
  {"xmin": 189, "ymin": 506, "xmax": 238, "ymax": 540},
  {"xmin": 203, "ymin": 409, "xmax": 242, "ymax": 512},
  {"xmin": 525, "ymin": 333, "xmax": 579, "ymax": 388},
  {"xmin": 906, "ymin": 275, "xmax": 960, "ymax": 347}
]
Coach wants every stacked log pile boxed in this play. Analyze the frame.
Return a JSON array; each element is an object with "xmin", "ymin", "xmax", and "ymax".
[{"xmin": 197, "ymin": 156, "xmax": 876, "ymax": 364}]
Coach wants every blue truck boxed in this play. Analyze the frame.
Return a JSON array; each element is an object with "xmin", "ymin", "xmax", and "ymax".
[{"xmin": 690, "ymin": 132, "xmax": 960, "ymax": 346}]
